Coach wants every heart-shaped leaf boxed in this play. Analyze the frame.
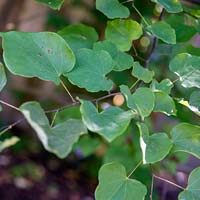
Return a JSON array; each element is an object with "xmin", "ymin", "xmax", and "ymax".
[
  {"xmin": 36, "ymin": 0, "xmax": 64, "ymax": 10},
  {"xmin": 58, "ymin": 24, "xmax": 98, "ymax": 52},
  {"xmin": 171, "ymin": 123, "xmax": 200, "ymax": 158},
  {"xmin": 153, "ymin": 91, "xmax": 177, "ymax": 116},
  {"xmin": 120, "ymin": 85, "xmax": 155, "ymax": 120},
  {"xmin": 152, "ymin": 0, "xmax": 183, "ymax": 13},
  {"xmin": 0, "ymin": 62, "xmax": 6, "ymax": 92},
  {"xmin": 95, "ymin": 162, "xmax": 147, "ymax": 200},
  {"xmin": 137, "ymin": 123, "xmax": 173, "ymax": 164},
  {"xmin": 105, "ymin": 19, "xmax": 143, "ymax": 51},
  {"xmin": 96, "ymin": 0, "xmax": 130, "ymax": 19},
  {"xmin": 148, "ymin": 21, "xmax": 176, "ymax": 44},
  {"xmin": 66, "ymin": 48, "xmax": 113, "ymax": 92},
  {"xmin": 150, "ymin": 79, "xmax": 173, "ymax": 94},
  {"xmin": 93, "ymin": 41, "xmax": 133, "ymax": 71},
  {"xmin": 20, "ymin": 102, "xmax": 87, "ymax": 158},
  {"xmin": 178, "ymin": 167, "xmax": 200, "ymax": 200},
  {"xmin": 169, "ymin": 53, "xmax": 200, "ymax": 88},
  {"xmin": 79, "ymin": 99, "xmax": 133, "ymax": 142},
  {"xmin": 1, "ymin": 32, "xmax": 75, "ymax": 85},
  {"xmin": 132, "ymin": 62, "xmax": 154, "ymax": 83}
]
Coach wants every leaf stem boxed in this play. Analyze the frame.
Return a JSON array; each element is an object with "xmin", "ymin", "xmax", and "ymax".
[
  {"xmin": 60, "ymin": 79, "xmax": 76, "ymax": 103},
  {"xmin": 127, "ymin": 160, "xmax": 143, "ymax": 178},
  {"xmin": 0, "ymin": 100, "xmax": 20, "ymax": 112},
  {"xmin": 50, "ymin": 110, "xmax": 59, "ymax": 127},
  {"xmin": 130, "ymin": 80, "xmax": 140, "ymax": 90},
  {"xmin": 132, "ymin": 3, "xmax": 149, "ymax": 26},
  {"xmin": 153, "ymin": 174, "xmax": 185, "ymax": 190}
]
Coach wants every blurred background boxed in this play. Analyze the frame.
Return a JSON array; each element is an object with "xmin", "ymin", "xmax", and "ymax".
[{"xmin": 0, "ymin": 0, "xmax": 200, "ymax": 199}]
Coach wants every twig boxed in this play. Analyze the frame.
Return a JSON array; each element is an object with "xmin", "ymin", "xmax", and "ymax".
[{"xmin": 0, "ymin": 119, "xmax": 24, "ymax": 136}]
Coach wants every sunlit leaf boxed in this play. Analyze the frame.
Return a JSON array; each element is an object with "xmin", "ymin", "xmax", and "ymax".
[{"xmin": 105, "ymin": 19, "xmax": 143, "ymax": 51}]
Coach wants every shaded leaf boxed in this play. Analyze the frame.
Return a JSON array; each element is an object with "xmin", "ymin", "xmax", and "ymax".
[
  {"xmin": 79, "ymin": 99, "xmax": 133, "ymax": 142},
  {"xmin": 137, "ymin": 123, "xmax": 172, "ymax": 164},
  {"xmin": 20, "ymin": 102, "xmax": 87, "ymax": 158},
  {"xmin": 189, "ymin": 91, "xmax": 200, "ymax": 111},
  {"xmin": 96, "ymin": 0, "xmax": 130, "ymax": 19},
  {"xmin": 178, "ymin": 167, "xmax": 200, "ymax": 200},
  {"xmin": 66, "ymin": 48, "xmax": 113, "ymax": 92},
  {"xmin": 58, "ymin": 24, "xmax": 98, "ymax": 52},
  {"xmin": 0, "ymin": 62, "xmax": 7, "ymax": 92},
  {"xmin": 36, "ymin": 0, "xmax": 64, "ymax": 10},
  {"xmin": 1, "ymin": 32, "xmax": 75, "ymax": 85},
  {"xmin": 171, "ymin": 123, "xmax": 200, "ymax": 158},
  {"xmin": 148, "ymin": 21, "xmax": 176, "ymax": 44},
  {"xmin": 153, "ymin": 92, "xmax": 176, "ymax": 116},
  {"xmin": 93, "ymin": 41, "xmax": 133, "ymax": 71},
  {"xmin": 132, "ymin": 62, "xmax": 154, "ymax": 83},
  {"xmin": 105, "ymin": 19, "xmax": 143, "ymax": 51},
  {"xmin": 120, "ymin": 85, "xmax": 155, "ymax": 119},
  {"xmin": 95, "ymin": 162, "xmax": 147, "ymax": 200},
  {"xmin": 169, "ymin": 53, "xmax": 200, "ymax": 88}
]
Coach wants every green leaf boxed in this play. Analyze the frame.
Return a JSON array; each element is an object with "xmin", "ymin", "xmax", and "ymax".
[
  {"xmin": 0, "ymin": 62, "xmax": 7, "ymax": 92},
  {"xmin": 20, "ymin": 102, "xmax": 87, "ymax": 158},
  {"xmin": 148, "ymin": 21, "xmax": 176, "ymax": 44},
  {"xmin": 74, "ymin": 135, "xmax": 101, "ymax": 157},
  {"xmin": 153, "ymin": 92, "xmax": 177, "ymax": 116},
  {"xmin": 120, "ymin": 85, "xmax": 155, "ymax": 120},
  {"xmin": 36, "ymin": 0, "xmax": 64, "ymax": 10},
  {"xmin": 169, "ymin": 53, "xmax": 200, "ymax": 88},
  {"xmin": 66, "ymin": 48, "xmax": 113, "ymax": 92},
  {"xmin": 150, "ymin": 79, "xmax": 173, "ymax": 94},
  {"xmin": 58, "ymin": 24, "xmax": 98, "ymax": 52},
  {"xmin": 166, "ymin": 15, "xmax": 196, "ymax": 42},
  {"xmin": 178, "ymin": 167, "xmax": 200, "ymax": 200},
  {"xmin": 171, "ymin": 123, "xmax": 200, "ymax": 158},
  {"xmin": 179, "ymin": 99, "xmax": 200, "ymax": 117},
  {"xmin": 105, "ymin": 19, "xmax": 143, "ymax": 51},
  {"xmin": 96, "ymin": 0, "xmax": 130, "ymax": 19},
  {"xmin": 95, "ymin": 162, "xmax": 147, "ymax": 200},
  {"xmin": 137, "ymin": 123, "xmax": 173, "ymax": 164},
  {"xmin": 79, "ymin": 99, "xmax": 133, "ymax": 142},
  {"xmin": 0, "ymin": 137, "xmax": 20, "ymax": 152},
  {"xmin": 93, "ymin": 41, "xmax": 133, "ymax": 71},
  {"xmin": 189, "ymin": 91, "xmax": 200, "ymax": 111},
  {"xmin": 132, "ymin": 62, "xmax": 154, "ymax": 83},
  {"xmin": 1, "ymin": 32, "xmax": 75, "ymax": 85},
  {"xmin": 152, "ymin": 0, "xmax": 183, "ymax": 13}
]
